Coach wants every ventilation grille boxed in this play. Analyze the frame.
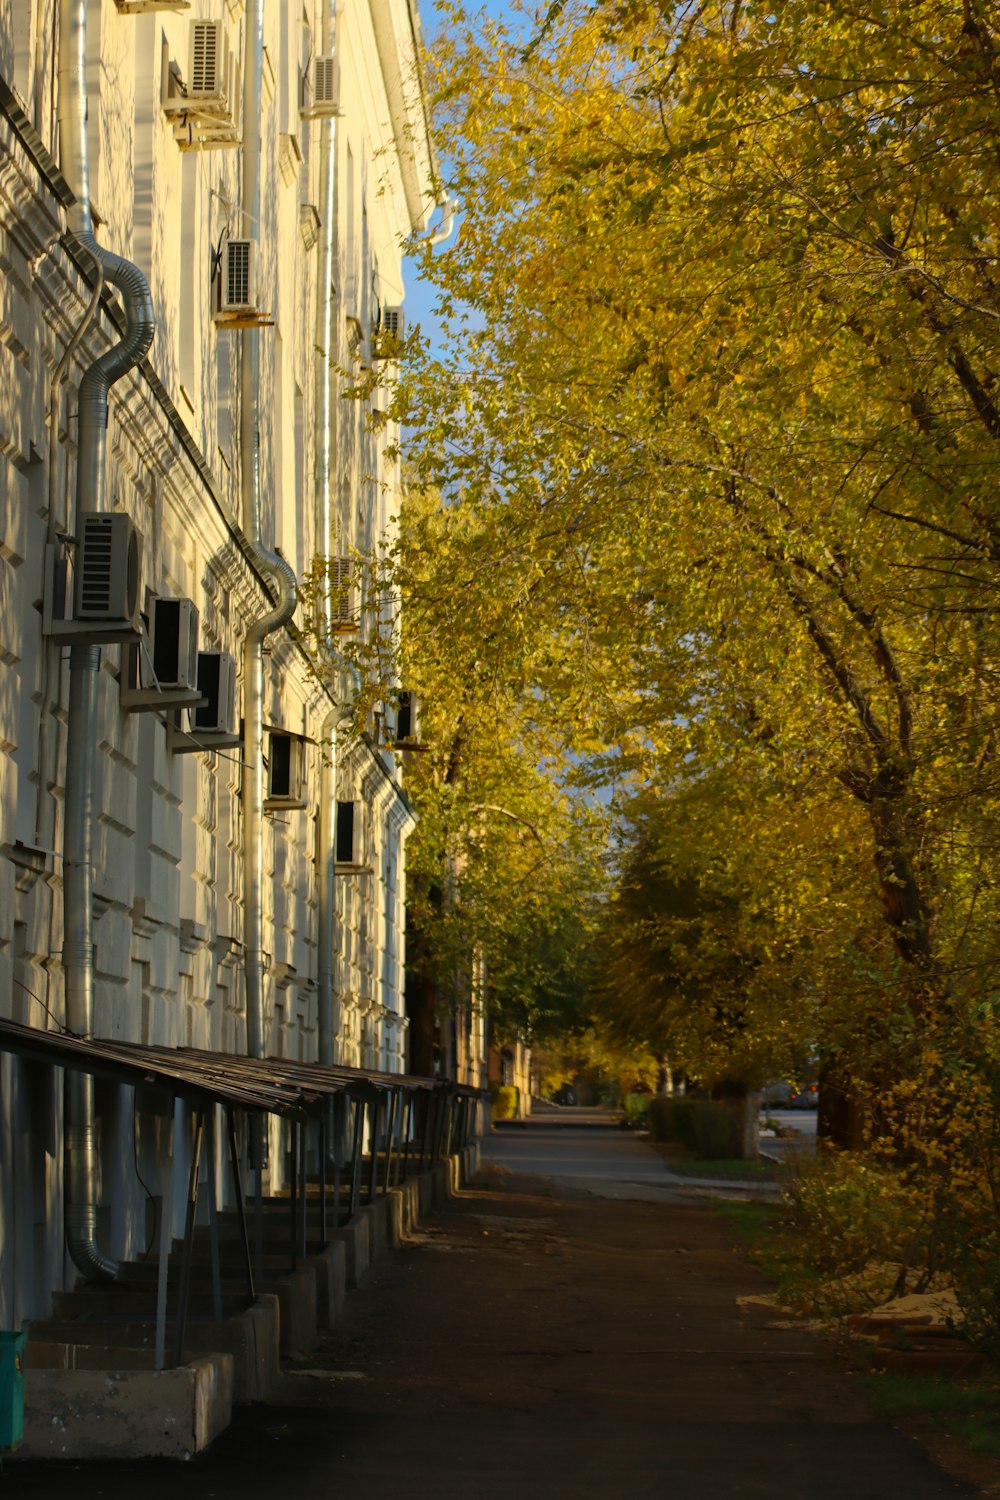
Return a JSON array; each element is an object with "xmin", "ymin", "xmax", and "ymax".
[
  {"xmin": 190, "ymin": 20, "xmax": 221, "ymax": 94},
  {"xmin": 381, "ymin": 306, "xmax": 404, "ymax": 339},
  {"xmin": 78, "ymin": 515, "xmax": 116, "ymax": 615},
  {"xmin": 330, "ymin": 556, "xmax": 353, "ymax": 626},
  {"xmin": 314, "ymin": 55, "xmax": 338, "ymax": 105},
  {"xmin": 76, "ymin": 512, "xmax": 142, "ymax": 623},
  {"xmin": 225, "ymin": 240, "xmax": 251, "ymax": 307}
]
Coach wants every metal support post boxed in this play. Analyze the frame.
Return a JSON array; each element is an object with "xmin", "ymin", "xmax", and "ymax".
[
  {"xmin": 172, "ymin": 1107, "xmax": 206, "ymax": 1369},
  {"xmin": 289, "ymin": 1120, "xmax": 299, "ymax": 1271},
  {"xmin": 298, "ymin": 1119, "xmax": 308, "ymax": 1261},
  {"xmin": 367, "ymin": 1093, "xmax": 381, "ymax": 1203},
  {"xmin": 349, "ymin": 1097, "xmax": 364, "ymax": 1218},
  {"xmin": 333, "ymin": 1093, "xmax": 344, "ymax": 1228},
  {"xmin": 382, "ymin": 1090, "xmax": 398, "ymax": 1194},
  {"xmin": 207, "ymin": 1106, "xmax": 223, "ymax": 1323},
  {"xmin": 400, "ymin": 1092, "xmax": 414, "ymax": 1180},
  {"xmin": 226, "ymin": 1106, "xmax": 255, "ymax": 1302},
  {"xmin": 318, "ymin": 1111, "xmax": 327, "ymax": 1253}
]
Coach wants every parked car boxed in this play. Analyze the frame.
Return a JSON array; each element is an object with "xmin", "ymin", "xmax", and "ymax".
[{"xmin": 761, "ymin": 1079, "xmax": 819, "ymax": 1109}]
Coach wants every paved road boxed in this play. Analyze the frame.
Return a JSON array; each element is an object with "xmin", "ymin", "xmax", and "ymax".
[
  {"xmin": 6, "ymin": 1119, "xmax": 980, "ymax": 1499},
  {"xmin": 483, "ymin": 1109, "xmax": 685, "ymax": 1191},
  {"xmin": 484, "ymin": 1106, "xmax": 811, "ymax": 1196}
]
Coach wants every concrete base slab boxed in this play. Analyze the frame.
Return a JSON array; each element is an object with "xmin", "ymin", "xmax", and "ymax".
[
  {"xmin": 328, "ymin": 1216, "xmax": 369, "ymax": 1287},
  {"xmin": 183, "ymin": 1294, "xmax": 280, "ymax": 1403},
  {"xmin": 303, "ymin": 1240, "xmax": 347, "ymax": 1328},
  {"xmin": 259, "ymin": 1269, "xmax": 316, "ymax": 1360},
  {"xmin": 21, "ymin": 1353, "xmax": 233, "ymax": 1459},
  {"xmin": 361, "ymin": 1197, "xmax": 391, "ymax": 1264}
]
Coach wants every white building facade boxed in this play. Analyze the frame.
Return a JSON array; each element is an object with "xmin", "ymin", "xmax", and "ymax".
[{"xmin": 0, "ymin": 0, "xmax": 438, "ymax": 1327}]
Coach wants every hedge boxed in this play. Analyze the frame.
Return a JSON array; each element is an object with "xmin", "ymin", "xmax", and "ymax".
[
  {"xmin": 646, "ymin": 1096, "xmax": 739, "ymax": 1159},
  {"xmin": 491, "ymin": 1084, "xmax": 519, "ymax": 1120}
]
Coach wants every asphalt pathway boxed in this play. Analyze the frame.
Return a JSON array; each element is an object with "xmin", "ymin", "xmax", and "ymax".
[{"xmin": 7, "ymin": 1117, "xmax": 978, "ymax": 1499}]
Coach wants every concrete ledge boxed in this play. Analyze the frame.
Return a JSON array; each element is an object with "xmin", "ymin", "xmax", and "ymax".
[
  {"xmin": 184, "ymin": 1294, "xmax": 280, "ymax": 1404},
  {"xmin": 328, "ymin": 1216, "xmax": 369, "ymax": 1288},
  {"xmin": 397, "ymin": 1178, "xmax": 419, "ymax": 1239},
  {"xmin": 361, "ymin": 1196, "xmax": 391, "ymax": 1264},
  {"xmin": 431, "ymin": 1162, "xmax": 449, "ymax": 1209},
  {"xmin": 259, "ymin": 1269, "xmax": 316, "ymax": 1360},
  {"xmin": 304, "ymin": 1239, "xmax": 347, "ymax": 1328},
  {"xmin": 417, "ymin": 1170, "xmax": 436, "ymax": 1218},
  {"xmin": 21, "ymin": 1353, "xmax": 233, "ymax": 1459}
]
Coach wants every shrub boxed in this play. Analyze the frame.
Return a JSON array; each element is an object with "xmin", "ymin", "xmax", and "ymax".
[
  {"xmin": 647, "ymin": 1096, "xmax": 739, "ymax": 1159},
  {"xmin": 623, "ymin": 1093, "xmax": 650, "ymax": 1128},
  {"xmin": 490, "ymin": 1084, "xmax": 519, "ymax": 1121}
]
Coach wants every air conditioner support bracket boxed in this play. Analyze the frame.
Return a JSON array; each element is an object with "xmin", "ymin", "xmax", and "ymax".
[
  {"xmin": 42, "ymin": 542, "xmax": 142, "ymax": 643},
  {"xmin": 166, "ymin": 721, "xmax": 243, "ymax": 755},
  {"xmin": 121, "ymin": 686, "xmax": 208, "ymax": 714}
]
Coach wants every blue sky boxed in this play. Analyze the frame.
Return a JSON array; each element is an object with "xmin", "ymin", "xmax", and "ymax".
[{"xmin": 402, "ymin": 0, "xmax": 527, "ymax": 351}]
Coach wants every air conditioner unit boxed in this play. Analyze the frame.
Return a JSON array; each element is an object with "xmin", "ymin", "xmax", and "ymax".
[
  {"xmin": 335, "ymin": 799, "xmax": 355, "ymax": 863},
  {"xmin": 303, "ymin": 54, "xmax": 341, "ymax": 117},
  {"xmin": 73, "ymin": 512, "xmax": 144, "ymax": 633},
  {"xmin": 166, "ymin": 650, "xmax": 241, "ymax": 751},
  {"xmin": 372, "ymin": 305, "xmax": 405, "ymax": 359},
  {"xmin": 265, "ymin": 731, "xmax": 307, "ymax": 809},
  {"xmin": 333, "ymin": 799, "xmax": 373, "ymax": 874},
  {"xmin": 194, "ymin": 651, "xmax": 237, "ymax": 734},
  {"xmin": 122, "ymin": 595, "xmax": 205, "ymax": 712},
  {"xmin": 326, "ymin": 555, "xmax": 357, "ymax": 634},
  {"xmin": 142, "ymin": 596, "xmax": 200, "ymax": 690},
  {"xmin": 393, "ymin": 689, "xmax": 419, "ymax": 744},
  {"xmin": 381, "ymin": 306, "xmax": 405, "ymax": 340},
  {"xmin": 217, "ymin": 238, "xmax": 257, "ymax": 314},
  {"xmin": 188, "ymin": 19, "xmax": 228, "ymax": 101}
]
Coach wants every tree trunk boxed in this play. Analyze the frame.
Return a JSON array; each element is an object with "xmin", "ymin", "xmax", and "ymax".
[{"xmin": 816, "ymin": 1063, "xmax": 865, "ymax": 1152}]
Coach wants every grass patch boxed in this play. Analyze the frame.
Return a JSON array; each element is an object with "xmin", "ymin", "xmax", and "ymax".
[
  {"xmin": 649, "ymin": 1140, "xmax": 782, "ymax": 1182},
  {"xmin": 863, "ymin": 1373, "xmax": 1000, "ymax": 1459},
  {"xmin": 712, "ymin": 1198, "xmax": 781, "ymax": 1250}
]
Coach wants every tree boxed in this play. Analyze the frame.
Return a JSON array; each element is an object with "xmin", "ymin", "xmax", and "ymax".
[{"xmin": 395, "ymin": 0, "xmax": 1000, "ymax": 1126}]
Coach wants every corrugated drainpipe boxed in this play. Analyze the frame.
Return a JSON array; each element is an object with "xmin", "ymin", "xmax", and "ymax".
[
  {"xmin": 58, "ymin": 0, "xmax": 155, "ymax": 1279},
  {"xmin": 241, "ymin": 0, "xmax": 297, "ymax": 1118}
]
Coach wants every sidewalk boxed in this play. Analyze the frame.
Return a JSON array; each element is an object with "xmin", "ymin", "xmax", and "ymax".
[{"xmin": 6, "ymin": 1165, "xmax": 979, "ymax": 1498}]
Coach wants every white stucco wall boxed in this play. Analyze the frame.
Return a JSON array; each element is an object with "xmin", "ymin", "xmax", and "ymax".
[{"xmin": 0, "ymin": 0, "xmax": 430, "ymax": 1325}]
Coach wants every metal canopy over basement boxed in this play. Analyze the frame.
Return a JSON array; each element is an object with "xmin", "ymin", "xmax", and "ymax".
[{"xmin": 0, "ymin": 1017, "xmax": 483, "ymax": 1370}]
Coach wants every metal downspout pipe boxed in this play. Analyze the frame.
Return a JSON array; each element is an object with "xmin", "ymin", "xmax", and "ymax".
[
  {"xmin": 240, "ymin": 0, "xmax": 297, "ymax": 1096},
  {"xmin": 316, "ymin": 715, "xmax": 340, "ymax": 1068},
  {"xmin": 314, "ymin": 0, "xmax": 341, "ymax": 1073},
  {"xmin": 58, "ymin": 0, "xmax": 155, "ymax": 1280}
]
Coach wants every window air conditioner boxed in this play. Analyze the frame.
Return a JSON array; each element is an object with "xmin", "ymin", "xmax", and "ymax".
[
  {"xmin": 381, "ymin": 306, "xmax": 405, "ymax": 340},
  {"xmin": 217, "ymin": 238, "xmax": 257, "ymax": 314},
  {"xmin": 265, "ymin": 731, "xmax": 307, "ymax": 809},
  {"xmin": 194, "ymin": 651, "xmax": 237, "ymax": 734},
  {"xmin": 326, "ymin": 555, "xmax": 356, "ymax": 633},
  {"xmin": 73, "ymin": 512, "xmax": 144, "ymax": 632},
  {"xmin": 142, "ymin": 596, "xmax": 200, "ymax": 691},
  {"xmin": 335, "ymin": 799, "xmax": 356, "ymax": 864},
  {"xmin": 188, "ymin": 19, "xmax": 228, "ymax": 101},
  {"xmin": 306, "ymin": 54, "xmax": 341, "ymax": 116},
  {"xmin": 394, "ymin": 689, "xmax": 418, "ymax": 744},
  {"xmin": 372, "ymin": 305, "xmax": 405, "ymax": 359}
]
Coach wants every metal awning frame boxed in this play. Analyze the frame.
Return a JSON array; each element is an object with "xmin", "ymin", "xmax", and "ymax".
[{"xmin": 0, "ymin": 1019, "xmax": 484, "ymax": 1369}]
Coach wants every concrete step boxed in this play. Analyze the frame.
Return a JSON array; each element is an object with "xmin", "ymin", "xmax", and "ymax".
[
  {"xmin": 28, "ymin": 1292, "xmax": 280, "ymax": 1405},
  {"xmin": 22, "ymin": 1353, "xmax": 234, "ymax": 1459},
  {"xmin": 53, "ymin": 1285, "xmax": 248, "ymax": 1320}
]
